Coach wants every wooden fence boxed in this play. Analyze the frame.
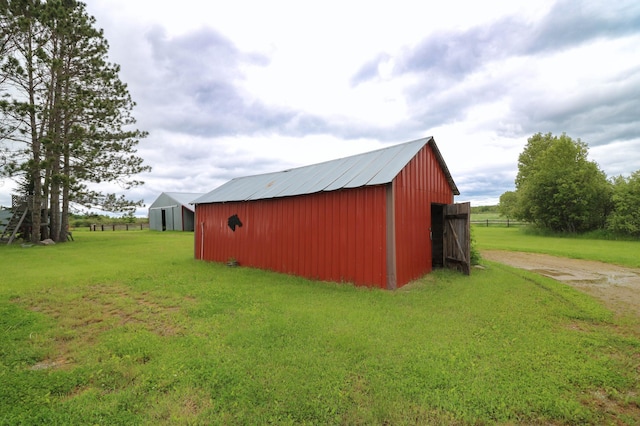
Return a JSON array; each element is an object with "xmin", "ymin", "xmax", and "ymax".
[
  {"xmin": 88, "ymin": 223, "xmax": 149, "ymax": 231},
  {"xmin": 471, "ymin": 219, "xmax": 526, "ymax": 227}
]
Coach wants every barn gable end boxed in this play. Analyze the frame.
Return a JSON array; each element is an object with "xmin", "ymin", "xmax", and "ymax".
[
  {"xmin": 149, "ymin": 192, "xmax": 203, "ymax": 232},
  {"xmin": 194, "ymin": 137, "xmax": 463, "ymax": 289},
  {"xmin": 391, "ymin": 141, "xmax": 457, "ymax": 287}
]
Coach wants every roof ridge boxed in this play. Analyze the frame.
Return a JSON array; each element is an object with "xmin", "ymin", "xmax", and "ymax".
[{"xmin": 193, "ymin": 136, "xmax": 459, "ymax": 204}]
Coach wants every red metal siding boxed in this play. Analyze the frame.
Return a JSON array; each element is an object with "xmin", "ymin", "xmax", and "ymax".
[
  {"xmin": 195, "ymin": 186, "xmax": 389, "ymax": 288},
  {"xmin": 195, "ymin": 141, "xmax": 457, "ymax": 289},
  {"xmin": 393, "ymin": 143, "xmax": 454, "ymax": 287}
]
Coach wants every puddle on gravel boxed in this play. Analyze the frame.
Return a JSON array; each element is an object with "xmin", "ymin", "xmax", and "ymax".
[
  {"xmin": 483, "ymin": 250, "xmax": 640, "ymax": 317},
  {"xmin": 532, "ymin": 269, "xmax": 571, "ymax": 277}
]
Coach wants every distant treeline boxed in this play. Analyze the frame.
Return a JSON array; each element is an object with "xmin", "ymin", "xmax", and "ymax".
[{"xmin": 470, "ymin": 205, "xmax": 499, "ymax": 214}]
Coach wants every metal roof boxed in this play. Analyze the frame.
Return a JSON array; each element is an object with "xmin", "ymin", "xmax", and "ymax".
[
  {"xmin": 159, "ymin": 192, "xmax": 204, "ymax": 211},
  {"xmin": 193, "ymin": 137, "xmax": 459, "ymax": 204}
]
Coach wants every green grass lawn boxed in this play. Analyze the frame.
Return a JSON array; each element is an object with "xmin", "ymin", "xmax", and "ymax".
[
  {"xmin": 1, "ymin": 230, "xmax": 639, "ymax": 424},
  {"xmin": 474, "ymin": 226, "xmax": 640, "ymax": 268}
]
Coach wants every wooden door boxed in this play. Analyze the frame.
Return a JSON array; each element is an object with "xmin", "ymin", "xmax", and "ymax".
[{"xmin": 444, "ymin": 202, "xmax": 471, "ymax": 275}]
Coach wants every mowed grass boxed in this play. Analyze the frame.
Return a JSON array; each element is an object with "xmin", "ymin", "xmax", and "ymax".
[
  {"xmin": 474, "ymin": 226, "xmax": 640, "ymax": 268},
  {"xmin": 1, "ymin": 230, "xmax": 639, "ymax": 424},
  {"xmin": 470, "ymin": 212, "xmax": 503, "ymax": 222}
]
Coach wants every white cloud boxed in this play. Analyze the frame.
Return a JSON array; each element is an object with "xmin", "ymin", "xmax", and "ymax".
[{"xmin": 1, "ymin": 0, "xmax": 638, "ymax": 213}]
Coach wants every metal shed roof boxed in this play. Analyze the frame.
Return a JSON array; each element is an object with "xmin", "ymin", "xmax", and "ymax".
[
  {"xmin": 193, "ymin": 137, "xmax": 459, "ymax": 204},
  {"xmin": 152, "ymin": 192, "xmax": 204, "ymax": 212}
]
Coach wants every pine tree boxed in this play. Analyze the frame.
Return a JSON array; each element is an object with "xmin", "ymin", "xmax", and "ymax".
[
  {"xmin": 0, "ymin": 0, "xmax": 150, "ymax": 242},
  {"xmin": 0, "ymin": 0, "xmax": 49, "ymax": 242}
]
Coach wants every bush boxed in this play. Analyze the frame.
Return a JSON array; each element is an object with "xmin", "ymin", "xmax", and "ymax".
[
  {"xmin": 607, "ymin": 171, "xmax": 640, "ymax": 237},
  {"xmin": 470, "ymin": 227, "xmax": 481, "ymax": 265}
]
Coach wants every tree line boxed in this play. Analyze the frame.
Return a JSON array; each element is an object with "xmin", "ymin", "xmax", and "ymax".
[
  {"xmin": 0, "ymin": 0, "xmax": 149, "ymax": 243},
  {"xmin": 499, "ymin": 132, "xmax": 640, "ymax": 237}
]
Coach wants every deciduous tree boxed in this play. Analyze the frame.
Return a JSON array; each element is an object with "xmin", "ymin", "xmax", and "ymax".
[
  {"xmin": 514, "ymin": 132, "xmax": 611, "ymax": 233},
  {"xmin": 498, "ymin": 191, "xmax": 517, "ymax": 219},
  {"xmin": 607, "ymin": 171, "xmax": 640, "ymax": 237}
]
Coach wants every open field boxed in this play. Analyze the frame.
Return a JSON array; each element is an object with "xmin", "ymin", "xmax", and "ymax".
[
  {"xmin": 474, "ymin": 226, "xmax": 640, "ymax": 268},
  {"xmin": 1, "ymin": 230, "xmax": 639, "ymax": 424},
  {"xmin": 470, "ymin": 212, "xmax": 502, "ymax": 222}
]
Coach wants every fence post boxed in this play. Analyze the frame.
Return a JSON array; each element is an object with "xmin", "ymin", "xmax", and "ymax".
[
  {"xmin": 140, "ymin": 223, "xmax": 143, "ymax": 230},
  {"xmin": 486, "ymin": 219, "xmax": 489, "ymax": 227},
  {"xmin": 507, "ymin": 218, "xmax": 510, "ymax": 228},
  {"xmin": 101, "ymin": 224, "xmax": 104, "ymax": 231}
]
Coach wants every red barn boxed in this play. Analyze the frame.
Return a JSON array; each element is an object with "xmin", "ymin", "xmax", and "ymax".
[{"xmin": 193, "ymin": 137, "xmax": 470, "ymax": 289}]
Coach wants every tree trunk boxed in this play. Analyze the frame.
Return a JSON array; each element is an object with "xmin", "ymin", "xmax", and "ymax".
[
  {"xmin": 26, "ymin": 23, "xmax": 42, "ymax": 243},
  {"xmin": 59, "ymin": 73, "xmax": 72, "ymax": 243}
]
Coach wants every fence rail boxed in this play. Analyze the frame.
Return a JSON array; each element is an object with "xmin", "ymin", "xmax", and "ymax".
[
  {"xmin": 87, "ymin": 223, "xmax": 149, "ymax": 231},
  {"xmin": 471, "ymin": 219, "xmax": 526, "ymax": 227}
]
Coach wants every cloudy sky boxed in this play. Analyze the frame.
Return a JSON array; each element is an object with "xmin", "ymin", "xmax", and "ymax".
[{"xmin": 2, "ymin": 0, "xmax": 639, "ymax": 215}]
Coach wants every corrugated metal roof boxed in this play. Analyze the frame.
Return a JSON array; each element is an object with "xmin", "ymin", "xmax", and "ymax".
[
  {"xmin": 193, "ymin": 137, "xmax": 459, "ymax": 204},
  {"xmin": 163, "ymin": 192, "xmax": 204, "ymax": 211}
]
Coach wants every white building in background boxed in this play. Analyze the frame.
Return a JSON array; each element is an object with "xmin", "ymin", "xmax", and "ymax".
[{"xmin": 148, "ymin": 192, "xmax": 203, "ymax": 232}]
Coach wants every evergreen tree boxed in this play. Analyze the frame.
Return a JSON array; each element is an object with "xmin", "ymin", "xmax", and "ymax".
[
  {"xmin": 0, "ymin": 0, "xmax": 49, "ymax": 242},
  {"xmin": 0, "ymin": 0, "xmax": 150, "ymax": 242}
]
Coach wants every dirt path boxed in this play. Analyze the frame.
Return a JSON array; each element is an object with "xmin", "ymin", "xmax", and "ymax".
[{"xmin": 482, "ymin": 250, "xmax": 640, "ymax": 317}]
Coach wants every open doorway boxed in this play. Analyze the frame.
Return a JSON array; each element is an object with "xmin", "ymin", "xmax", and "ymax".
[
  {"xmin": 431, "ymin": 202, "xmax": 471, "ymax": 274},
  {"xmin": 161, "ymin": 209, "xmax": 167, "ymax": 231},
  {"xmin": 431, "ymin": 204, "xmax": 445, "ymax": 268}
]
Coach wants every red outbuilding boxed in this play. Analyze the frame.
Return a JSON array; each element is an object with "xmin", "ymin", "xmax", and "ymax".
[{"xmin": 193, "ymin": 136, "xmax": 470, "ymax": 289}]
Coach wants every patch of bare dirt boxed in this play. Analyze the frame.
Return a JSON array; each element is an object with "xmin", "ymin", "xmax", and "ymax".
[
  {"xmin": 482, "ymin": 250, "xmax": 640, "ymax": 317},
  {"xmin": 16, "ymin": 284, "xmax": 192, "ymax": 370}
]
